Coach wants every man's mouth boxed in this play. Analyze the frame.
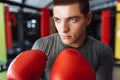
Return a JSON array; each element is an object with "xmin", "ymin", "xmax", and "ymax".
[{"xmin": 61, "ymin": 35, "xmax": 71, "ymax": 39}]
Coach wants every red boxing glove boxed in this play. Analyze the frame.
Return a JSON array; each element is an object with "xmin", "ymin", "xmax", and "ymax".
[
  {"xmin": 50, "ymin": 48, "xmax": 96, "ymax": 80},
  {"xmin": 6, "ymin": 50, "xmax": 47, "ymax": 80}
]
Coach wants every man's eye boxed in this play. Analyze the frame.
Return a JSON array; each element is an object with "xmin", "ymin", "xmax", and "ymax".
[
  {"xmin": 54, "ymin": 19, "xmax": 61, "ymax": 23},
  {"xmin": 69, "ymin": 18, "xmax": 77, "ymax": 23}
]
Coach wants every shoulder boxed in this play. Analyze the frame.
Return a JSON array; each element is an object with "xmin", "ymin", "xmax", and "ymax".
[
  {"xmin": 87, "ymin": 36, "xmax": 113, "ymax": 56},
  {"xmin": 87, "ymin": 36, "xmax": 112, "ymax": 49},
  {"xmin": 36, "ymin": 33, "xmax": 58, "ymax": 43},
  {"xmin": 32, "ymin": 33, "xmax": 59, "ymax": 52}
]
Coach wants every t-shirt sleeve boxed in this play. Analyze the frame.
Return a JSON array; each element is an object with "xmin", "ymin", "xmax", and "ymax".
[
  {"xmin": 32, "ymin": 39, "xmax": 40, "ymax": 49},
  {"xmin": 96, "ymin": 46, "xmax": 114, "ymax": 80},
  {"xmin": 31, "ymin": 39, "xmax": 46, "ymax": 52}
]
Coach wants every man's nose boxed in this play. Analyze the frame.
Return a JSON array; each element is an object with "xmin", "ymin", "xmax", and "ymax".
[{"xmin": 61, "ymin": 22, "xmax": 69, "ymax": 33}]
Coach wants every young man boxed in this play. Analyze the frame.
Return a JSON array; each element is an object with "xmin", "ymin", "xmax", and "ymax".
[{"xmin": 32, "ymin": 0, "xmax": 114, "ymax": 80}]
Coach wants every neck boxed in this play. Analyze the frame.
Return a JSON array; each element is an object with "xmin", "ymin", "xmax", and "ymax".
[{"xmin": 70, "ymin": 32, "xmax": 86, "ymax": 48}]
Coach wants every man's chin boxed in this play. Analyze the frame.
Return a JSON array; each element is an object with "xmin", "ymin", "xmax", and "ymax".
[{"xmin": 62, "ymin": 40, "xmax": 72, "ymax": 45}]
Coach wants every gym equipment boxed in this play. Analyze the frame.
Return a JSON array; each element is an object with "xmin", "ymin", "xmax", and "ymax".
[
  {"xmin": 50, "ymin": 48, "xmax": 96, "ymax": 80},
  {"xmin": 6, "ymin": 50, "xmax": 47, "ymax": 80},
  {"xmin": 101, "ymin": 10, "xmax": 111, "ymax": 45},
  {"xmin": 0, "ymin": 3, "xmax": 7, "ymax": 80},
  {"xmin": 115, "ymin": 2, "xmax": 120, "ymax": 59},
  {"xmin": 41, "ymin": 8, "xmax": 50, "ymax": 37},
  {"xmin": 5, "ymin": 6, "xmax": 12, "ymax": 50}
]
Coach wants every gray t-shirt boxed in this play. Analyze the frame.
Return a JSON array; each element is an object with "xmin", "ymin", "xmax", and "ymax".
[{"xmin": 32, "ymin": 33, "xmax": 114, "ymax": 80}]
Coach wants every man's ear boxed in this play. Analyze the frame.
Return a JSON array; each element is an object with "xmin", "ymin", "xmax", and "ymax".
[{"xmin": 86, "ymin": 11, "xmax": 92, "ymax": 26}]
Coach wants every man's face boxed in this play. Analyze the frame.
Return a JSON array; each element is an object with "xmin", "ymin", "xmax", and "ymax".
[{"xmin": 53, "ymin": 3, "xmax": 92, "ymax": 47}]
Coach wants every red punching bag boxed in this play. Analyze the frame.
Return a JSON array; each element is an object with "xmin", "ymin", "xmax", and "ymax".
[
  {"xmin": 118, "ymin": 0, "xmax": 120, "ymax": 3},
  {"xmin": 5, "ymin": 6, "xmax": 12, "ymax": 49},
  {"xmin": 101, "ymin": 10, "xmax": 111, "ymax": 45},
  {"xmin": 41, "ymin": 8, "xmax": 50, "ymax": 37}
]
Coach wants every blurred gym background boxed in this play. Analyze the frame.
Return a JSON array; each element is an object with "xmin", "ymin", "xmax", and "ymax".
[{"xmin": 0, "ymin": 0, "xmax": 120, "ymax": 80}]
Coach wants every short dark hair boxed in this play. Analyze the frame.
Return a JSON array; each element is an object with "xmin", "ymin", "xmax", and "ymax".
[{"xmin": 53, "ymin": 0, "xmax": 90, "ymax": 16}]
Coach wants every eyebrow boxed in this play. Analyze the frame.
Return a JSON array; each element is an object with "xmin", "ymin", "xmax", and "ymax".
[
  {"xmin": 53, "ymin": 16, "xmax": 81, "ymax": 20},
  {"xmin": 68, "ymin": 16, "xmax": 81, "ymax": 19},
  {"xmin": 53, "ymin": 16, "xmax": 59, "ymax": 19}
]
